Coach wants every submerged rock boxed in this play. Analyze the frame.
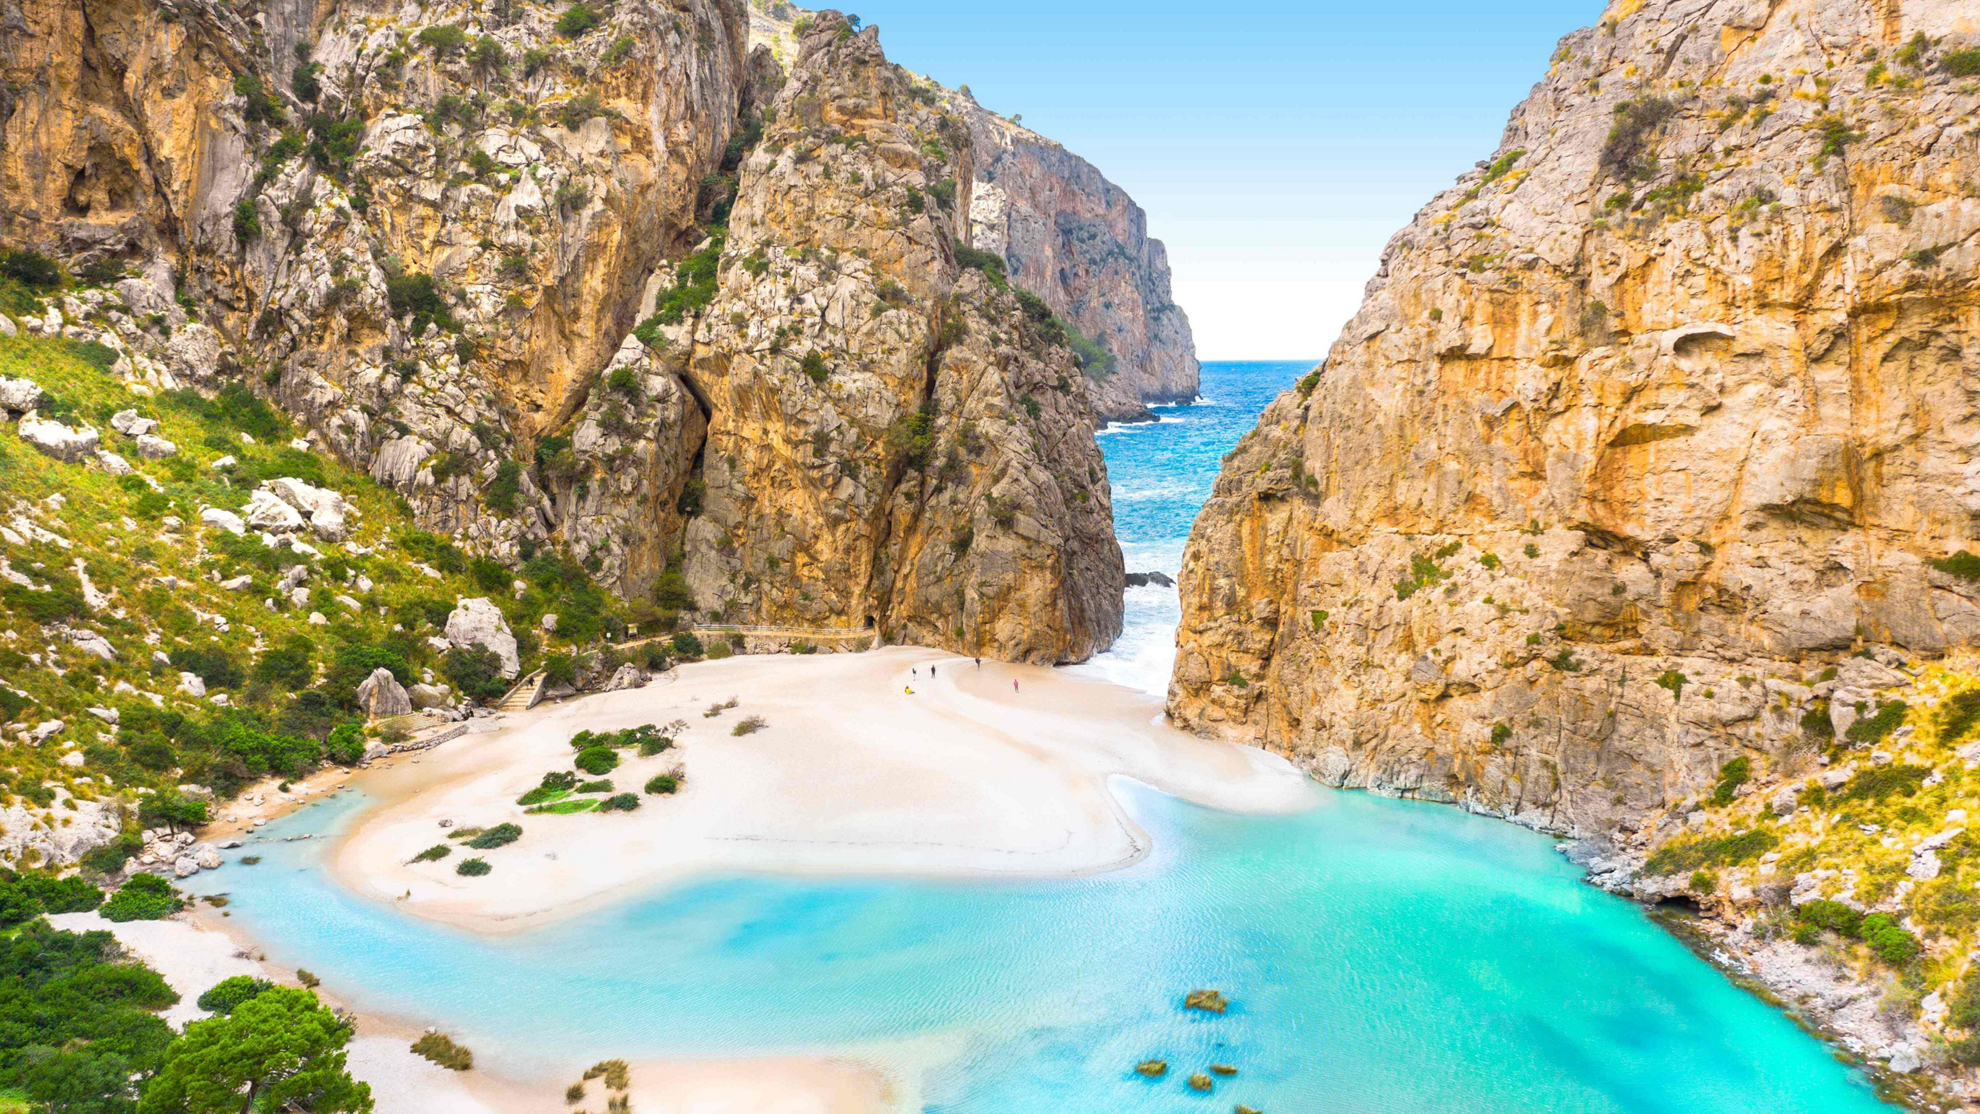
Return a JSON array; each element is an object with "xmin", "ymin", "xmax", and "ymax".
[
  {"xmin": 1184, "ymin": 989, "xmax": 1228, "ymax": 1013},
  {"xmin": 1135, "ymin": 1060, "xmax": 1167, "ymax": 1077}
]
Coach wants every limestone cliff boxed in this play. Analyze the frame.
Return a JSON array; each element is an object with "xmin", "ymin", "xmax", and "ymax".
[
  {"xmin": 948, "ymin": 92, "xmax": 1200, "ymax": 420},
  {"xmin": 661, "ymin": 14, "xmax": 1123, "ymax": 660},
  {"xmin": 743, "ymin": 4, "xmax": 1200, "ymax": 424},
  {"xmin": 1173, "ymin": 0, "xmax": 1980, "ymax": 835},
  {"xmin": 0, "ymin": 0, "xmax": 1120, "ymax": 662}
]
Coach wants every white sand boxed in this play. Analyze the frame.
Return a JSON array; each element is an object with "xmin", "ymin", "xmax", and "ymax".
[
  {"xmin": 132, "ymin": 647, "xmax": 1311, "ymax": 1112},
  {"xmin": 45, "ymin": 911, "xmax": 499, "ymax": 1114},
  {"xmin": 330, "ymin": 647, "xmax": 1312, "ymax": 935}
]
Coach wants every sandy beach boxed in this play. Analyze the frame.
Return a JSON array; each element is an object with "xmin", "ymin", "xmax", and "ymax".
[
  {"xmin": 330, "ymin": 647, "xmax": 1312, "ymax": 935},
  {"xmin": 74, "ymin": 648, "xmax": 1310, "ymax": 1114}
]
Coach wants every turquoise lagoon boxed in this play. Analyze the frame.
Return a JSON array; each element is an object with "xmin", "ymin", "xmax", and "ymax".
[{"xmin": 183, "ymin": 363, "xmax": 1897, "ymax": 1113}]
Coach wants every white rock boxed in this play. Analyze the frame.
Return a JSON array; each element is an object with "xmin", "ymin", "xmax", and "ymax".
[
  {"xmin": 540, "ymin": 613, "xmax": 558, "ymax": 632},
  {"xmin": 18, "ymin": 413, "xmax": 99, "ymax": 462},
  {"xmin": 94, "ymin": 449, "xmax": 133, "ymax": 475},
  {"xmin": 445, "ymin": 598, "xmax": 519, "ymax": 678},
  {"xmin": 0, "ymin": 375, "xmax": 42, "ymax": 412},
  {"xmin": 210, "ymin": 455, "xmax": 236, "ymax": 469},
  {"xmin": 132, "ymin": 433, "xmax": 177, "ymax": 459},
  {"xmin": 408, "ymin": 682, "xmax": 455, "ymax": 710},
  {"xmin": 111, "ymin": 410, "xmax": 159, "ymax": 436},
  {"xmin": 176, "ymin": 671, "xmax": 206, "ymax": 697},
  {"xmin": 58, "ymin": 750, "xmax": 85, "ymax": 768},
  {"xmin": 200, "ymin": 507, "xmax": 246, "ymax": 535},
  {"xmin": 357, "ymin": 669, "xmax": 413, "ymax": 719},
  {"xmin": 30, "ymin": 720, "xmax": 63, "ymax": 743},
  {"xmin": 86, "ymin": 706, "xmax": 118, "ymax": 724},
  {"xmin": 220, "ymin": 575, "xmax": 253, "ymax": 591},
  {"xmin": 243, "ymin": 488, "xmax": 306, "ymax": 532}
]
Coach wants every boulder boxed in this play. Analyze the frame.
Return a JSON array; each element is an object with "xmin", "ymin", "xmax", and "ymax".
[
  {"xmin": 604, "ymin": 664, "xmax": 647, "ymax": 691},
  {"xmin": 263, "ymin": 478, "xmax": 354, "ymax": 542},
  {"xmin": 409, "ymin": 683, "xmax": 455, "ymax": 710},
  {"xmin": 94, "ymin": 450, "xmax": 133, "ymax": 475},
  {"xmin": 356, "ymin": 667, "xmax": 413, "ymax": 719},
  {"xmin": 176, "ymin": 671, "xmax": 207, "ymax": 698},
  {"xmin": 445, "ymin": 598, "xmax": 519, "ymax": 678},
  {"xmin": 540, "ymin": 613, "xmax": 558, "ymax": 632},
  {"xmin": 18, "ymin": 414, "xmax": 98, "ymax": 462},
  {"xmin": 0, "ymin": 375, "xmax": 43, "ymax": 412},
  {"xmin": 132, "ymin": 433, "xmax": 177, "ymax": 459},
  {"xmin": 243, "ymin": 488, "xmax": 306, "ymax": 533},
  {"xmin": 200, "ymin": 507, "xmax": 246, "ymax": 535},
  {"xmin": 111, "ymin": 410, "xmax": 159, "ymax": 436}
]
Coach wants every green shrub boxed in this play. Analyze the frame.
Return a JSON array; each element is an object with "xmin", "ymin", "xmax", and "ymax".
[
  {"xmin": 953, "ymin": 239, "xmax": 1009, "ymax": 290},
  {"xmin": 1844, "ymin": 700, "xmax": 1907, "ymax": 745},
  {"xmin": 1942, "ymin": 49, "xmax": 1980, "ymax": 77},
  {"xmin": 411, "ymin": 844, "xmax": 451, "ymax": 863},
  {"xmin": 412, "ymin": 1032, "xmax": 474, "ymax": 1070},
  {"xmin": 456, "ymin": 857, "xmax": 492, "ymax": 876},
  {"xmin": 465, "ymin": 822, "xmax": 522, "ymax": 850},
  {"xmin": 0, "ymin": 248, "xmax": 62, "ymax": 288},
  {"xmin": 416, "ymin": 23, "xmax": 470, "ymax": 56},
  {"xmin": 325, "ymin": 721, "xmax": 365, "ymax": 765},
  {"xmin": 1836, "ymin": 763, "xmax": 1929, "ymax": 802},
  {"xmin": 575, "ymin": 779, "xmax": 613, "ymax": 794},
  {"xmin": 1644, "ymin": 828, "xmax": 1778, "ymax": 874},
  {"xmin": 137, "ymin": 788, "xmax": 210, "ymax": 830},
  {"xmin": 575, "ymin": 746, "xmax": 619, "ymax": 775},
  {"xmin": 517, "ymin": 770, "xmax": 577, "ymax": 806},
  {"xmin": 442, "ymin": 646, "xmax": 509, "ymax": 704},
  {"xmin": 645, "ymin": 773, "xmax": 680, "ymax": 795},
  {"xmin": 597, "ymin": 792, "xmax": 640, "ymax": 812},
  {"xmin": 555, "ymin": 3, "xmax": 602, "ymax": 36},
  {"xmin": 1600, "ymin": 96, "xmax": 1677, "ymax": 177},
  {"xmin": 197, "ymin": 975, "xmax": 274, "ymax": 1015},
  {"xmin": 671, "ymin": 632, "xmax": 704, "ymax": 657},
  {"xmin": 1860, "ymin": 913, "xmax": 1921, "ymax": 964},
  {"xmin": 1941, "ymin": 689, "xmax": 1980, "ymax": 746},
  {"xmin": 1797, "ymin": 899, "xmax": 1861, "ymax": 936},
  {"xmin": 1709, "ymin": 756, "xmax": 1751, "ymax": 806},
  {"xmin": 100, "ymin": 873, "xmax": 185, "ymax": 922},
  {"xmin": 486, "ymin": 461, "xmax": 522, "ymax": 514}
]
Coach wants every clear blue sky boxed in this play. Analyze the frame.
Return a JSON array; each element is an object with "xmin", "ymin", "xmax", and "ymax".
[{"xmin": 841, "ymin": 1, "xmax": 1600, "ymax": 359}]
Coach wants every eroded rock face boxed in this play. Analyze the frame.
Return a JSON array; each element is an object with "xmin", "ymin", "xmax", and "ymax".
[
  {"xmin": 654, "ymin": 14, "xmax": 1122, "ymax": 661},
  {"xmin": 950, "ymin": 93, "xmax": 1199, "ymax": 419},
  {"xmin": 1172, "ymin": 0, "xmax": 1980, "ymax": 833}
]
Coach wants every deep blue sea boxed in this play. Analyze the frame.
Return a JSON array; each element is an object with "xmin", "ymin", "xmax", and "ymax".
[
  {"xmin": 1076, "ymin": 360, "xmax": 1313, "ymax": 695},
  {"xmin": 181, "ymin": 361, "xmax": 1896, "ymax": 1113}
]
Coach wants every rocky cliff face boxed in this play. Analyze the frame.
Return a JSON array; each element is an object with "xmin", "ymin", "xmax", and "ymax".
[
  {"xmin": 742, "ymin": 6, "xmax": 1200, "ymax": 424},
  {"xmin": 948, "ymin": 93, "xmax": 1200, "ymax": 421},
  {"xmin": 1173, "ymin": 0, "xmax": 1980, "ymax": 835},
  {"xmin": 657, "ymin": 13, "xmax": 1123, "ymax": 660},
  {"xmin": 0, "ymin": 0, "xmax": 1121, "ymax": 662}
]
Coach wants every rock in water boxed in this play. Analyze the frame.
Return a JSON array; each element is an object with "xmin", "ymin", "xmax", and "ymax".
[
  {"xmin": 1184, "ymin": 989, "xmax": 1227, "ymax": 1013},
  {"xmin": 445, "ymin": 598, "xmax": 520, "ymax": 678},
  {"xmin": 1135, "ymin": 1060, "xmax": 1167, "ymax": 1077},
  {"xmin": 356, "ymin": 667, "xmax": 414, "ymax": 719},
  {"xmin": 1170, "ymin": 0, "xmax": 1980, "ymax": 835}
]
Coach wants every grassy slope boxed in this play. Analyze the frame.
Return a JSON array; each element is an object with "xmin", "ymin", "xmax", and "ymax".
[
  {"xmin": 1646, "ymin": 659, "xmax": 1980, "ymax": 1025},
  {"xmin": 0, "ymin": 332, "xmax": 626, "ymax": 860}
]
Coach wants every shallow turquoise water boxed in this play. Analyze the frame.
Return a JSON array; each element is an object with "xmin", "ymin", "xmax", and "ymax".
[
  {"xmin": 186, "ymin": 781, "xmax": 1891, "ymax": 1112},
  {"xmin": 181, "ymin": 363, "xmax": 1896, "ymax": 1111}
]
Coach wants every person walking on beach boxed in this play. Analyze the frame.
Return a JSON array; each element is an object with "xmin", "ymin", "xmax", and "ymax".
[
  {"xmin": 905, "ymin": 686, "xmax": 914, "ymax": 695},
  {"xmin": 975, "ymin": 657, "xmax": 981, "ymax": 668},
  {"xmin": 931, "ymin": 665, "xmax": 937, "ymax": 678},
  {"xmin": 1013, "ymin": 679, "xmax": 1019, "ymax": 694}
]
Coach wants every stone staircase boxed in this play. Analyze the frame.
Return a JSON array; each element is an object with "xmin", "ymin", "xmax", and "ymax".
[{"xmin": 493, "ymin": 670, "xmax": 545, "ymax": 713}]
